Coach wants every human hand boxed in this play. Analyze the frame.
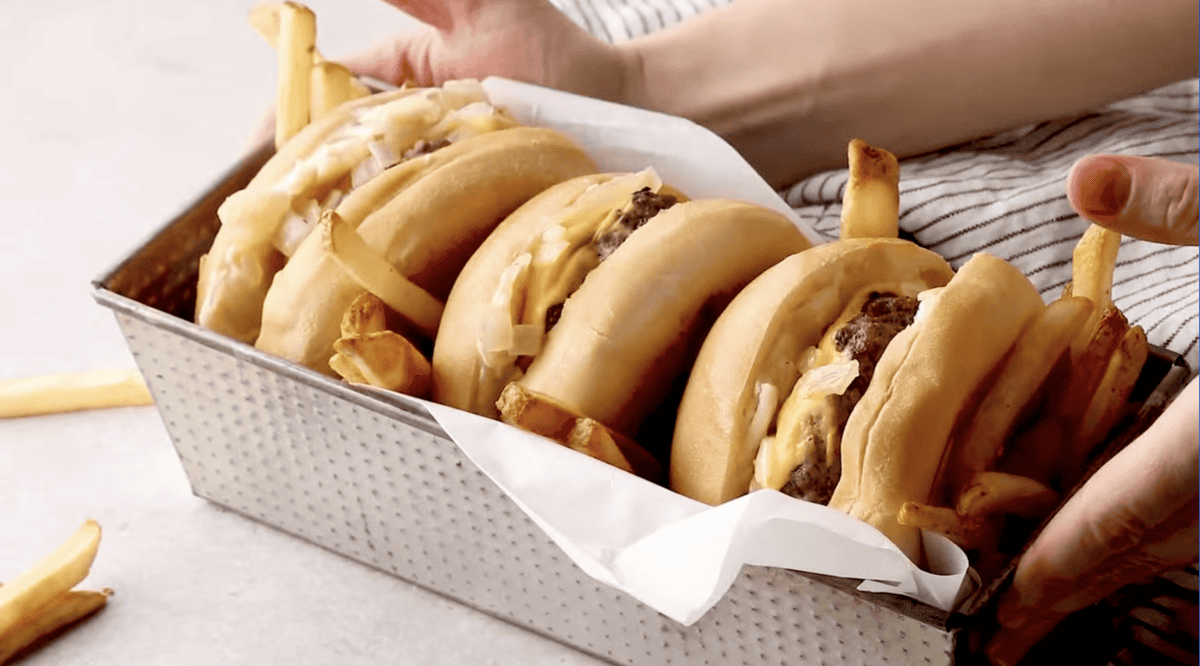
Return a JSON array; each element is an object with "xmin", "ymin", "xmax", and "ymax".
[
  {"xmin": 986, "ymin": 154, "xmax": 1200, "ymax": 665},
  {"xmin": 341, "ymin": 0, "xmax": 638, "ymax": 105},
  {"xmin": 1066, "ymin": 153, "xmax": 1199, "ymax": 246}
]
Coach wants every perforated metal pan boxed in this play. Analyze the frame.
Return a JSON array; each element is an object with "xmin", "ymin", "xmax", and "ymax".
[{"xmin": 93, "ymin": 145, "xmax": 1193, "ymax": 666}]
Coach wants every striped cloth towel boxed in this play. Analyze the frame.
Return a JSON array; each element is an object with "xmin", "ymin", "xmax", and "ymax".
[{"xmin": 549, "ymin": 2, "xmax": 1200, "ymax": 664}]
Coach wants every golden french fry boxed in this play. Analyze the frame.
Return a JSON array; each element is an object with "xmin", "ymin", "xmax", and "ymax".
[
  {"xmin": 568, "ymin": 418, "xmax": 663, "ymax": 482},
  {"xmin": 897, "ymin": 502, "xmax": 999, "ymax": 552},
  {"xmin": 1001, "ymin": 406, "xmax": 1071, "ymax": 490},
  {"xmin": 839, "ymin": 139, "xmax": 900, "ymax": 240},
  {"xmin": 339, "ymin": 292, "xmax": 389, "ymax": 339},
  {"xmin": 330, "ymin": 331, "xmax": 432, "ymax": 397},
  {"xmin": 274, "ymin": 2, "xmax": 317, "ymax": 148},
  {"xmin": 0, "ymin": 589, "xmax": 110, "ymax": 665},
  {"xmin": 496, "ymin": 382, "xmax": 578, "ymax": 444},
  {"xmin": 311, "ymin": 60, "xmax": 371, "ymax": 121},
  {"xmin": 321, "ymin": 211, "xmax": 445, "ymax": 340},
  {"xmin": 0, "ymin": 369, "xmax": 152, "ymax": 419},
  {"xmin": 953, "ymin": 297, "xmax": 1093, "ymax": 478},
  {"xmin": 1063, "ymin": 308, "xmax": 1128, "ymax": 418},
  {"xmin": 248, "ymin": 2, "xmax": 286, "ymax": 48},
  {"xmin": 0, "ymin": 521, "xmax": 102, "ymax": 642},
  {"xmin": 497, "ymin": 384, "xmax": 661, "ymax": 480},
  {"xmin": 1079, "ymin": 325, "xmax": 1149, "ymax": 455},
  {"xmin": 567, "ymin": 418, "xmax": 635, "ymax": 473},
  {"xmin": 1070, "ymin": 224, "xmax": 1121, "ymax": 352},
  {"xmin": 955, "ymin": 471, "xmax": 1059, "ymax": 519}
]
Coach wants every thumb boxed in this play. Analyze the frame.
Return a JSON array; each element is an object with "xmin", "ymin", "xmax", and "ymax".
[{"xmin": 1067, "ymin": 154, "xmax": 1199, "ymax": 246}]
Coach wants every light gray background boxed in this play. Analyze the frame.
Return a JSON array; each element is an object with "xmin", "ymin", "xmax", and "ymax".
[{"xmin": 0, "ymin": 2, "xmax": 607, "ymax": 664}]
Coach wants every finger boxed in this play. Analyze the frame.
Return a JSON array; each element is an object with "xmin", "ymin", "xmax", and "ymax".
[
  {"xmin": 1067, "ymin": 154, "xmax": 1200, "ymax": 246},
  {"xmin": 377, "ymin": 0, "xmax": 458, "ymax": 33},
  {"xmin": 339, "ymin": 30, "xmax": 442, "ymax": 87},
  {"xmin": 986, "ymin": 377, "xmax": 1200, "ymax": 663}
]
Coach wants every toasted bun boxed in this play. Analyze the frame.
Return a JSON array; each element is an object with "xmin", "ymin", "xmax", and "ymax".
[
  {"xmin": 194, "ymin": 93, "xmax": 389, "ymax": 344},
  {"xmin": 248, "ymin": 88, "xmax": 421, "ymax": 191},
  {"xmin": 828, "ymin": 253, "xmax": 1044, "ymax": 562},
  {"xmin": 196, "ymin": 86, "xmax": 498, "ymax": 343},
  {"xmin": 516, "ymin": 199, "xmax": 811, "ymax": 436},
  {"xmin": 431, "ymin": 172, "xmax": 617, "ymax": 416},
  {"xmin": 254, "ymin": 126, "xmax": 597, "ymax": 374},
  {"xmin": 670, "ymin": 238, "xmax": 955, "ymax": 506}
]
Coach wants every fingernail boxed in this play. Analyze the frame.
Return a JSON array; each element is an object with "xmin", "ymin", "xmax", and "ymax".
[{"xmin": 1073, "ymin": 157, "xmax": 1132, "ymax": 218}]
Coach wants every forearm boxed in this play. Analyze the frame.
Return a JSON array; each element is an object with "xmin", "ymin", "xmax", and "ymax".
[{"xmin": 623, "ymin": 0, "xmax": 1198, "ymax": 187}]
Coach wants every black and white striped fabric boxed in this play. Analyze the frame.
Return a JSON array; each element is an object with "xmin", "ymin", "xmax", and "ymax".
[{"xmin": 549, "ymin": 0, "xmax": 1200, "ymax": 370}]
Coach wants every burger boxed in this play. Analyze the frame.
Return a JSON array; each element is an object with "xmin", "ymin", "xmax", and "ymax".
[
  {"xmin": 432, "ymin": 169, "xmax": 812, "ymax": 477},
  {"xmin": 671, "ymin": 240, "xmax": 1048, "ymax": 564}
]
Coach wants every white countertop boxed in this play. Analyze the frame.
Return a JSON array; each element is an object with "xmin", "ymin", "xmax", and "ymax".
[{"xmin": 0, "ymin": 2, "xmax": 607, "ymax": 663}]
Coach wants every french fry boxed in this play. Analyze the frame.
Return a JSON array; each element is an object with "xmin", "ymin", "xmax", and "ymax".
[
  {"xmin": 311, "ymin": 59, "xmax": 371, "ymax": 121},
  {"xmin": 0, "ymin": 369, "xmax": 152, "ymax": 419},
  {"xmin": 1070, "ymin": 224, "xmax": 1121, "ymax": 309},
  {"xmin": 955, "ymin": 471, "xmax": 1059, "ymax": 519},
  {"xmin": 496, "ymin": 382, "xmax": 577, "ymax": 444},
  {"xmin": 1069, "ymin": 224, "xmax": 1122, "ymax": 353},
  {"xmin": 321, "ymin": 211, "xmax": 444, "ymax": 340},
  {"xmin": 498, "ymin": 383, "xmax": 662, "ymax": 480},
  {"xmin": 0, "ymin": 589, "xmax": 110, "ymax": 665},
  {"xmin": 1077, "ymin": 325, "xmax": 1149, "ymax": 458},
  {"xmin": 0, "ymin": 521, "xmax": 102, "ymax": 642},
  {"xmin": 897, "ymin": 502, "xmax": 999, "ymax": 553},
  {"xmin": 330, "ymin": 331, "xmax": 432, "ymax": 396},
  {"xmin": 952, "ymin": 297, "xmax": 1093, "ymax": 480},
  {"xmin": 1062, "ymin": 308, "xmax": 1129, "ymax": 420},
  {"xmin": 839, "ymin": 139, "xmax": 900, "ymax": 239},
  {"xmin": 330, "ymin": 292, "xmax": 433, "ymax": 396},
  {"xmin": 250, "ymin": 2, "xmax": 369, "ymax": 123},
  {"xmin": 274, "ymin": 2, "xmax": 317, "ymax": 148},
  {"xmin": 247, "ymin": 2, "xmax": 286, "ymax": 48},
  {"xmin": 568, "ymin": 418, "xmax": 663, "ymax": 483},
  {"xmin": 339, "ymin": 291, "xmax": 389, "ymax": 338}
]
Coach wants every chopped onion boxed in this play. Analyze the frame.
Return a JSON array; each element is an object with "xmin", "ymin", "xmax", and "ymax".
[
  {"xmin": 792, "ymin": 359, "xmax": 860, "ymax": 399},
  {"xmin": 274, "ymin": 211, "xmax": 314, "ymax": 257},
  {"xmin": 747, "ymin": 382, "xmax": 779, "ymax": 451},
  {"xmin": 367, "ymin": 140, "xmax": 402, "ymax": 172},
  {"xmin": 751, "ymin": 436, "xmax": 776, "ymax": 493},
  {"xmin": 350, "ymin": 153, "xmax": 385, "ymax": 189},
  {"xmin": 480, "ymin": 310, "xmax": 514, "ymax": 355},
  {"xmin": 478, "ymin": 253, "xmax": 532, "ymax": 363},
  {"xmin": 534, "ymin": 225, "xmax": 570, "ymax": 265},
  {"xmin": 441, "ymin": 79, "xmax": 488, "ymax": 103},
  {"xmin": 447, "ymin": 101, "xmax": 495, "ymax": 121}
]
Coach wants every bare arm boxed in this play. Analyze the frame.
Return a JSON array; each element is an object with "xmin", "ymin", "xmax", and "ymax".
[{"xmin": 625, "ymin": 0, "xmax": 1198, "ymax": 186}]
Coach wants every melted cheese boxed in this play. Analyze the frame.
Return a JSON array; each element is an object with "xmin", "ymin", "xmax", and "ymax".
[
  {"xmin": 476, "ymin": 169, "xmax": 667, "ymax": 367},
  {"xmin": 752, "ymin": 281, "xmax": 930, "ymax": 492}
]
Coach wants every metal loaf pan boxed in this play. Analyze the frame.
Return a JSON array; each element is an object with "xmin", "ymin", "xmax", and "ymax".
[{"xmin": 93, "ymin": 145, "xmax": 1193, "ymax": 666}]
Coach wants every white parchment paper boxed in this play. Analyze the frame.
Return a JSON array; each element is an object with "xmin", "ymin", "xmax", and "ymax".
[{"xmin": 412, "ymin": 78, "xmax": 972, "ymax": 625}]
